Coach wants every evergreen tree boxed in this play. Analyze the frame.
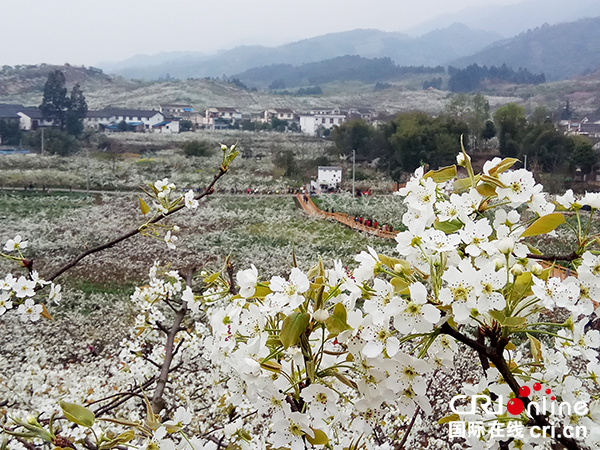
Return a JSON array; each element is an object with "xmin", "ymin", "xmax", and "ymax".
[
  {"xmin": 39, "ymin": 70, "xmax": 70, "ymax": 130},
  {"xmin": 40, "ymin": 71, "xmax": 88, "ymax": 135},
  {"xmin": 65, "ymin": 83, "xmax": 88, "ymax": 136}
]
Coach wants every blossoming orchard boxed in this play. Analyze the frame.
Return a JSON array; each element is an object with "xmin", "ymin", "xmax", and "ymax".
[{"xmin": 3, "ymin": 142, "xmax": 600, "ymax": 450}]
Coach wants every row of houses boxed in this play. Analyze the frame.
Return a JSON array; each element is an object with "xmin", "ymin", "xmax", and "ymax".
[
  {"xmin": 167, "ymin": 104, "xmax": 378, "ymax": 134},
  {"xmin": 559, "ymin": 118, "xmax": 600, "ymax": 138},
  {"xmin": 0, "ymin": 102, "xmax": 377, "ymax": 136},
  {"xmin": 0, "ymin": 104, "xmax": 179, "ymax": 134}
]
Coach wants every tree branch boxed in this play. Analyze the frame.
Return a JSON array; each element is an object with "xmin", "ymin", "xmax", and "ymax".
[
  {"xmin": 526, "ymin": 251, "xmax": 578, "ymax": 262},
  {"xmin": 151, "ymin": 269, "xmax": 192, "ymax": 413},
  {"xmin": 439, "ymin": 323, "xmax": 586, "ymax": 450},
  {"xmin": 42, "ymin": 168, "xmax": 227, "ymax": 284}
]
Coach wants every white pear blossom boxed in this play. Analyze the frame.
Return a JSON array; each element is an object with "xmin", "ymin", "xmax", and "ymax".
[
  {"xmin": 164, "ymin": 231, "xmax": 178, "ymax": 249},
  {"xmin": 236, "ymin": 265, "xmax": 258, "ymax": 298},
  {"xmin": 0, "ymin": 291, "xmax": 13, "ymax": 316},
  {"xmin": 184, "ymin": 190, "xmax": 199, "ymax": 209},
  {"xmin": 13, "ymin": 276, "xmax": 36, "ymax": 298},
  {"xmin": 3, "ymin": 235, "xmax": 27, "ymax": 252},
  {"xmin": 17, "ymin": 298, "xmax": 43, "ymax": 322}
]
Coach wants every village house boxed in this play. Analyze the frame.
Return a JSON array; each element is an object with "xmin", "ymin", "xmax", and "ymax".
[
  {"xmin": 310, "ymin": 166, "xmax": 343, "ymax": 192},
  {"xmin": 83, "ymin": 109, "xmax": 165, "ymax": 131},
  {"xmin": 299, "ymin": 108, "xmax": 346, "ymax": 135},
  {"xmin": 259, "ymin": 108, "xmax": 296, "ymax": 123},
  {"xmin": 203, "ymin": 107, "xmax": 242, "ymax": 129},
  {"xmin": 17, "ymin": 107, "xmax": 56, "ymax": 130},
  {"xmin": 559, "ymin": 118, "xmax": 600, "ymax": 138},
  {"xmin": 159, "ymin": 104, "xmax": 194, "ymax": 116}
]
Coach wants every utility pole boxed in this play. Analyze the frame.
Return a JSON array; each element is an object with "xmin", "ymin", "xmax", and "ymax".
[
  {"xmin": 86, "ymin": 145, "xmax": 90, "ymax": 197},
  {"xmin": 524, "ymin": 154, "xmax": 527, "ymax": 171},
  {"xmin": 41, "ymin": 127, "xmax": 44, "ymax": 155},
  {"xmin": 352, "ymin": 149, "xmax": 356, "ymax": 197}
]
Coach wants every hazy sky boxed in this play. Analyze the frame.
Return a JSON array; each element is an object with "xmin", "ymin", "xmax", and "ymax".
[{"xmin": 1, "ymin": 0, "xmax": 523, "ymax": 66}]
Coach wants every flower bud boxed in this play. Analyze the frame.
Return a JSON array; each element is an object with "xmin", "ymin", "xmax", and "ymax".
[
  {"xmin": 511, "ymin": 264, "xmax": 525, "ymax": 277},
  {"xmin": 26, "ymin": 414, "xmax": 38, "ymax": 425},
  {"xmin": 531, "ymin": 263, "xmax": 543, "ymax": 276},
  {"xmin": 494, "ymin": 258, "xmax": 505, "ymax": 271},
  {"xmin": 456, "ymin": 152, "xmax": 470, "ymax": 167},
  {"xmin": 313, "ymin": 309, "xmax": 329, "ymax": 323},
  {"xmin": 497, "ymin": 238, "xmax": 514, "ymax": 255},
  {"xmin": 173, "ymin": 225, "xmax": 180, "ymax": 232}
]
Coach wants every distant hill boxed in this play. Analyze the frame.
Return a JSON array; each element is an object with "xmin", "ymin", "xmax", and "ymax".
[
  {"xmin": 406, "ymin": 0, "xmax": 600, "ymax": 38},
  {"xmin": 233, "ymin": 56, "xmax": 445, "ymax": 89},
  {"xmin": 450, "ymin": 17, "xmax": 600, "ymax": 81},
  {"xmin": 0, "ymin": 64, "xmax": 112, "ymax": 96},
  {"xmin": 103, "ymin": 25, "xmax": 501, "ymax": 81}
]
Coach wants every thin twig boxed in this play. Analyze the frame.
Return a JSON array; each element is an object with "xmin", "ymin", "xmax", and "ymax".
[{"xmin": 42, "ymin": 168, "xmax": 227, "ymax": 284}]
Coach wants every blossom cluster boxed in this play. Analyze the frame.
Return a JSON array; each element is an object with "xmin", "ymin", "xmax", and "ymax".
[
  {"xmin": 198, "ymin": 154, "xmax": 600, "ymax": 450},
  {"xmin": 5, "ymin": 151, "xmax": 600, "ymax": 450},
  {"xmin": 1, "ymin": 235, "xmax": 61, "ymax": 322}
]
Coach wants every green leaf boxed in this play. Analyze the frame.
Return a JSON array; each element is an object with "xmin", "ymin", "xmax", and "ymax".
[
  {"xmin": 525, "ymin": 243, "xmax": 543, "ymax": 256},
  {"xmin": 476, "ymin": 182, "xmax": 497, "ymax": 197},
  {"xmin": 480, "ymin": 174, "xmax": 507, "ymax": 189},
  {"xmin": 527, "ymin": 333, "xmax": 543, "ymax": 362},
  {"xmin": 59, "ymin": 401, "xmax": 95, "ymax": 427},
  {"xmin": 511, "ymin": 272, "xmax": 532, "ymax": 303},
  {"xmin": 454, "ymin": 176, "xmax": 473, "ymax": 192},
  {"xmin": 204, "ymin": 272, "xmax": 220, "ymax": 284},
  {"xmin": 433, "ymin": 218, "xmax": 463, "ymax": 234},
  {"xmin": 329, "ymin": 371, "xmax": 358, "ymax": 390},
  {"xmin": 99, "ymin": 430, "xmax": 135, "ymax": 449},
  {"xmin": 378, "ymin": 255, "xmax": 411, "ymax": 274},
  {"xmin": 504, "ymin": 316, "xmax": 527, "ymax": 329},
  {"xmin": 325, "ymin": 303, "xmax": 352, "ymax": 337},
  {"xmin": 280, "ymin": 312, "xmax": 310, "ymax": 349},
  {"xmin": 306, "ymin": 428, "xmax": 329, "ymax": 445},
  {"xmin": 259, "ymin": 359, "xmax": 282, "ymax": 373},
  {"xmin": 521, "ymin": 213, "xmax": 565, "ymax": 237},
  {"xmin": 138, "ymin": 196, "xmax": 150, "ymax": 215},
  {"xmin": 438, "ymin": 413, "xmax": 460, "ymax": 424},
  {"xmin": 252, "ymin": 284, "xmax": 272, "ymax": 299},
  {"xmin": 424, "ymin": 165, "xmax": 457, "ymax": 183},
  {"xmin": 486, "ymin": 158, "xmax": 519, "ymax": 176},
  {"xmin": 390, "ymin": 277, "xmax": 409, "ymax": 293},
  {"xmin": 488, "ymin": 310, "xmax": 506, "ymax": 324}
]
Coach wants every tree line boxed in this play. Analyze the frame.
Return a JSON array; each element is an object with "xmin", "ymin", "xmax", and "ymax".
[
  {"xmin": 331, "ymin": 96, "xmax": 596, "ymax": 184},
  {"xmin": 448, "ymin": 63, "xmax": 546, "ymax": 92}
]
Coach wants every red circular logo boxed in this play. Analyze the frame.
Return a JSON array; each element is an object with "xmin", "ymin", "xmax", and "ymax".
[
  {"xmin": 519, "ymin": 386, "xmax": 531, "ymax": 397},
  {"xmin": 507, "ymin": 398, "xmax": 525, "ymax": 415}
]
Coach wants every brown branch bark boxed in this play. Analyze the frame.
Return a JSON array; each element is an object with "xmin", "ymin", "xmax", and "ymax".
[
  {"xmin": 150, "ymin": 270, "xmax": 192, "ymax": 413},
  {"xmin": 526, "ymin": 251, "xmax": 578, "ymax": 262}
]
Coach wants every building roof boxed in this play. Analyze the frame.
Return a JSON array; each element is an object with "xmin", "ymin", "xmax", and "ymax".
[
  {"xmin": 160, "ymin": 104, "xmax": 193, "ymax": 109},
  {"xmin": 87, "ymin": 109, "xmax": 163, "ymax": 118},
  {"xmin": 267, "ymin": 108, "xmax": 295, "ymax": 114},
  {"xmin": 18, "ymin": 107, "xmax": 45, "ymax": 119},
  {"xmin": 152, "ymin": 121, "xmax": 172, "ymax": 127},
  {"xmin": 207, "ymin": 107, "xmax": 239, "ymax": 112},
  {"xmin": 0, "ymin": 103, "xmax": 25, "ymax": 118},
  {"xmin": 318, "ymin": 166, "xmax": 343, "ymax": 171}
]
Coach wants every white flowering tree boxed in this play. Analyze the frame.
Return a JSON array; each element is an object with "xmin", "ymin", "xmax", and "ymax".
[{"xmin": 2, "ymin": 143, "xmax": 600, "ymax": 450}]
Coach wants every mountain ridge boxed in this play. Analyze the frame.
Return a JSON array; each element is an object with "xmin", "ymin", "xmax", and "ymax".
[{"xmin": 102, "ymin": 25, "xmax": 502, "ymax": 81}]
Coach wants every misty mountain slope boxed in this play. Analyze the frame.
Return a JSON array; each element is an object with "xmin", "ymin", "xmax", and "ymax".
[
  {"xmin": 406, "ymin": 0, "xmax": 600, "ymax": 37},
  {"xmin": 105, "ymin": 25, "xmax": 501, "ymax": 81},
  {"xmin": 450, "ymin": 17, "xmax": 600, "ymax": 81},
  {"xmin": 233, "ymin": 56, "xmax": 445, "ymax": 89}
]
